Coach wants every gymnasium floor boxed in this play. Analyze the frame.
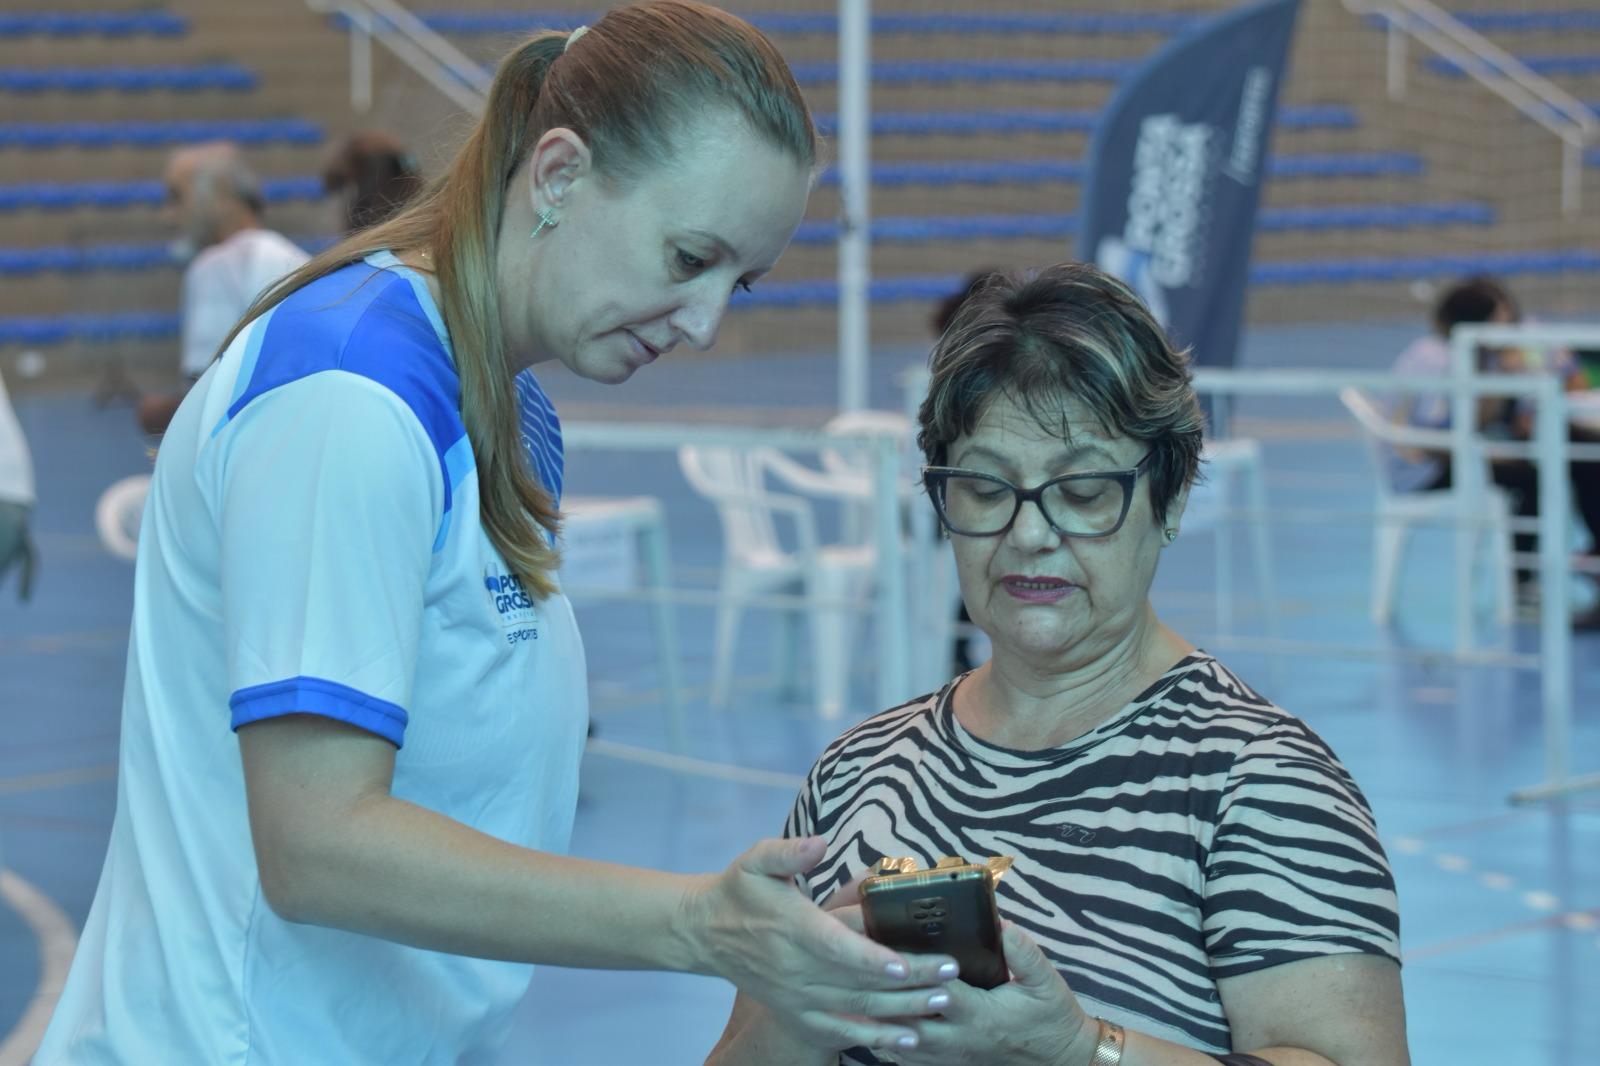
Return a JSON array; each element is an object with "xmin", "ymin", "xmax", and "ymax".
[{"xmin": 2, "ymin": 321, "xmax": 1597, "ymax": 1065}]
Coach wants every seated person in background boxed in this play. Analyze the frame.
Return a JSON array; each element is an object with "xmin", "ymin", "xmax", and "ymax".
[
  {"xmin": 0, "ymin": 365, "xmax": 36, "ymax": 601},
  {"xmin": 711, "ymin": 263, "xmax": 1409, "ymax": 1066},
  {"xmin": 1390, "ymin": 275, "xmax": 1600, "ymax": 622},
  {"xmin": 322, "ymin": 130, "xmax": 425, "ymax": 234},
  {"xmin": 136, "ymin": 142, "xmax": 308, "ymax": 436}
]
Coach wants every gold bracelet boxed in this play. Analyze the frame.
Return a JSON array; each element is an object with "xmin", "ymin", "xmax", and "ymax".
[{"xmin": 1089, "ymin": 1018, "xmax": 1125, "ymax": 1066}]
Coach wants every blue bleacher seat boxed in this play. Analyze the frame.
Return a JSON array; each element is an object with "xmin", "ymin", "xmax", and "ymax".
[
  {"xmin": 729, "ymin": 249, "xmax": 1600, "ymax": 309},
  {"xmin": 812, "ymin": 105, "xmax": 1357, "ymax": 139},
  {"xmin": 0, "ymin": 64, "xmax": 257, "ymax": 95},
  {"xmin": 787, "ymin": 202, "xmax": 1492, "ymax": 245},
  {"xmin": 0, "ymin": 12, "xmax": 187, "ymax": 39},
  {"xmin": 1437, "ymin": 11, "xmax": 1600, "ymax": 34},
  {"xmin": 5, "ymin": 246, "xmax": 1597, "ymax": 342},
  {"xmin": 0, "ymin": 202, "xmax": 1493, "ymax": 280},
  {"xmin": 790, "ymin": 58, "xmax": 1139, "ymax": 87},
  {"xmin": 0, "ymin": 312, "xmax": 179, "ymax": 346},
  {"xmin": 388, "ymin": 10, "xmax": 1201, "ymax": 36},
  {"xmin": 1254, "ymin": 249, "xmax": 1600, "ymax": 286},
  {"xmin": 814, "ymin": 152, "xmax": 1421, "ymax": 188},
  {"xmin": 0, "ymin": 119, "xmax": 323, "ymax": 150},
  {"xmin": 1429, "ymin": 53, "xmax": 1600, "ymax": 78},
  {"xmin": 0, "ymin": 153, "xmax": 1416, "ymax": 215}
]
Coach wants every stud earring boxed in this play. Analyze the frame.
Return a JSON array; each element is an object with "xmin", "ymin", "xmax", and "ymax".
[
  {"xmin": 530, "ymin": 207, "xmax": 558, "ymax": 239},
  {"xmin": 1163, "ymin": 527, "xmax": 1179, "ymax": 543}
]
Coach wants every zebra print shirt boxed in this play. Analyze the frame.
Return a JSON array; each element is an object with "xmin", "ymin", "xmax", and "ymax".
[{"xmin": 784, "ymin": 654, "xmax": 1400, "ymax": 1058}]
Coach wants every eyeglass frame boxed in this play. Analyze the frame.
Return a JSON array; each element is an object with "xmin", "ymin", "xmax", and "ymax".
[{"xmin": 922, "ymin": 449, "xmax": 1157, "ymax": 539}]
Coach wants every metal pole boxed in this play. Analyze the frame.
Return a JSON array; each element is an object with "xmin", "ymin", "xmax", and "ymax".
[
  {"xmin": 1533, "ymin": 378, "xmax": 1571, "ymax": 790},
  {"xmin": 1448, "ymin": 329, "xmax": 1478, "ymax": 655},
  {"xmin": 837, "ymin": 0, "xmax": 871, "ymax": 413},
  {"xmin": 1386, "ymin": 18, "xmax": 1408, "ymax": 100},
  {"xmin": 1561, "ymin": 138, "xmax": 1580, "ymax": 217},
  {"xmin": 351, "ymin": 9, "xmax": 373, "ymax": 113},
  {"xmin": 872, "ymin": 436, "xmax": 911, "ymax": 710}
]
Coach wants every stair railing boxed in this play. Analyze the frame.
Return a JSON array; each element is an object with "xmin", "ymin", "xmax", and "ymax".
[
  {"xmin": 304, "ymin": 0, "xmax": 489, "ymax": 115},
  {"xmin": 1343, "ymin": 0, "xmax": 1596, "ymax": 215}
]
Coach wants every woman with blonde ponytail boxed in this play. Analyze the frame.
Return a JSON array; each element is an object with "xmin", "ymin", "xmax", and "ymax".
[{"xmin": 35, "ymin": 5, "xmax": 958, "ymax": 1063}]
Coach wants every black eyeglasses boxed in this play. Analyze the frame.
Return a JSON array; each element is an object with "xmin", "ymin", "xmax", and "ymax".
[{"xmin": 923, "ymin": 451, "xmax": 1156, "ymax": 538}]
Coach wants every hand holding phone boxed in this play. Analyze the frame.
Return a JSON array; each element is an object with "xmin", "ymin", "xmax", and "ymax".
[{"xmin": 859, "ymin": 855, "xmax": 1012, "ymax": 989}]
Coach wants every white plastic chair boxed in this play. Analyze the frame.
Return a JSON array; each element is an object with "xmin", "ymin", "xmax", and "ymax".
[
  {"xmin": 1187, "ymin": 438, "xmax": 1280, "ymax": 638},
  {"xmin": 678, "ymin": 444, "xmax": 876, "ymax": 719},
  {"xmin": 559, "ymin": 495, "xmax": 685, "ymax": 749},
  {"xmin": 1339, "ymin": 387, "xmax": 1514, "ymax": 624},
  {"xmin": 95, "ymin": 473, "xmax": 149, "ymax": 562}
]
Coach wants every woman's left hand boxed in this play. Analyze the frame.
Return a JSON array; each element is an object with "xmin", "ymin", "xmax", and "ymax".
[{"xmin": 886, "ymin": 921, "xmax": 1098, "ymax": 1066}]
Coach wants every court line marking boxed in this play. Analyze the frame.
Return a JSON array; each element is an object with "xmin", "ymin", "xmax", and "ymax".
[
  {"xmin": 0, "ymin": 765, "xmax": 117, "ymax": 797},
  {"xmin": 1403, "ymin": 906, "xmax": 1600, "ymax": 963},
  {"xmin": 584, "ymin": 738, "xmax": 805, "ymax": 791},
  {"xmin": 0, "ymin": 870, "xmax": 77, "ymax": 1066},
  {"xmin": 0, "ymin": 627, "xmax": 130, "ymax": 655}
]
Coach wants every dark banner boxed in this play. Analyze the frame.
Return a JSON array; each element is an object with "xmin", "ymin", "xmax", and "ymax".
[{"xmin": 1076, "ymin": 0, "xmax": 1301, "ymax": 374}]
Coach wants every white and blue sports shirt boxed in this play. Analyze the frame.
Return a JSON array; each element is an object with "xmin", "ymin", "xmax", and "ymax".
[{"xmin": 36, "ymin": 253, "xmax": 589, "ymax": 1065}]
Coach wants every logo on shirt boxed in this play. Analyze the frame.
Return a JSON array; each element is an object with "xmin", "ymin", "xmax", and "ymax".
[{"xmin": 484, "ymin": 568, "xmax": 538, "ymax": 644}]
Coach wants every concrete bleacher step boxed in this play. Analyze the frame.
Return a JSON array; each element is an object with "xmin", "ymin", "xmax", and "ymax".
[
  {"xmin": 0, "ymin": 200, "xmax": 1505, "ymax": 320},
  {"xmin": 0, "ymin": 136, "xmax": 329, "ymax": 186},
  {"xmin": 9, "ymin": 242, "xmax": 1599, "ymax": 360},
  {"xmin": 2, "ymin": 0, "xmax": 1593, "ymax": 362},
  {"xmin": 389, "ymin": 8, "xmax": 1186, "ymax": 66}
]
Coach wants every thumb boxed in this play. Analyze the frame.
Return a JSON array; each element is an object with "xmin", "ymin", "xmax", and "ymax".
[
  {"xmin": 1002, "ymin": 921, "xmax": 1058, "ymax": 988},
  {"xmin": 740, "ymin": 835, "xmax": 826, "ymax": 880}
]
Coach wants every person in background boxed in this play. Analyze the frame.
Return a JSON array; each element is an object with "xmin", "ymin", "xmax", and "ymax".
[
  {"xmin": 135, "ymin": 141, "xmax": 309, "ymax": 436},
  {"xmin": 712, "ymin": 263, "xmax": 1408, "ymax": 1066},
  {"xmin": 35, "ymin": 6, "xmax": 954, "ymax": 1064},
  {"xmin": 323, "ymin": 130, "xmax": 425, "ymax": 234},
  {"xmin": 0, "ymin": 365, "xmax": 35, "ymax": 601},
  {"xmin": 1390, "ymin": 275, "xmax": 1600, "ymax": 626}
]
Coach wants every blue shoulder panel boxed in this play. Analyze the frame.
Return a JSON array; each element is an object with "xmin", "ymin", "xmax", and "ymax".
[{"xmin": 221, "ymin": 260, "xmax": 470, "ymax": 550}]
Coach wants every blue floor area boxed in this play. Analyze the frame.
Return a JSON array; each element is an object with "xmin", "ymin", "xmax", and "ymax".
[{"xmin": 2, "ymin": 321, "xmax": 1598, "ymax": 1064}]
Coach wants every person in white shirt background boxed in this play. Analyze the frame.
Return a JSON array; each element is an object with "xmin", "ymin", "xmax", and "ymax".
[
  {"xmin": 134, "ymin": 140, "xmax": 308, "ymax": 436},
  {"xmin": 34, "ymin": 4, "xmax": 957, "ymax": 1064},
  {"xmin": 1389, "ymin": 275, "xmax": 1600, "ymax": 627},
  {"xmin": 0, "ymin": 364, "xmax": 35, "ymax": 601}
]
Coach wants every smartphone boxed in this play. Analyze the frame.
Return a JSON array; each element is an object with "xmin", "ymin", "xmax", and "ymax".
[{"xmin": 859, "ymin": 856, "xmax": 1009, "ymax": 990}]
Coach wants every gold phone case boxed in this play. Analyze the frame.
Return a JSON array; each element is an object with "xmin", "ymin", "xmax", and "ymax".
[{"xmin": 859, "ymin": 855, "xmax": 1013, "ymax": 989}]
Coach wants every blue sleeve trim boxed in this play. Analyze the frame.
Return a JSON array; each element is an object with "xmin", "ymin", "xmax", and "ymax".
[{"xmin": 230, "ymin": 676, "xmax": 409, "ymax": 748}]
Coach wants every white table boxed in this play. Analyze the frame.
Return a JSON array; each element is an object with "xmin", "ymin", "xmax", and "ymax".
[{"xmin": 560, "ymin": 496, "xmax": 685, "ymax": 750}]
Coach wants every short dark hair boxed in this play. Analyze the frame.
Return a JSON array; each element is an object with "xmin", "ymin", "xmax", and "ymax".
[
  {"xmin": 1433, "ymin": 275, "xmax": 1518, "ymax": 337},
  {"xmin": 917, "ymin": 262, "xmax": 1204, "ymax": 526}
]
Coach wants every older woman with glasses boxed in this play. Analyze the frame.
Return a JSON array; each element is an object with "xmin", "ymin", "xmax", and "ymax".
[{"xmin": 711, "ymin": 263, "xmax": 1408, "ymax": 1066}]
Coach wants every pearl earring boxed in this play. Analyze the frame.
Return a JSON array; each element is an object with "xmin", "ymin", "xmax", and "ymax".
[
  {"xmin": 530, "ymin": 207, "xmax": 558, "ymax": 239},
  {"xmin": 1163, "ymin": 527, "xmax": 1178, "ymax": 543}
]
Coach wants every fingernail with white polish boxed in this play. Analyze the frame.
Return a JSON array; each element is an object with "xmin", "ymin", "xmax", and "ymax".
[
  {"xmin": 928, "ymin": 992, "xmax": 950, "ymax": 1011},
  {"xmin": 937, "ymin": 962, "xmax": 958, "ymax": 980},
  {"xmin": 897, "ymin": 1034, "xmax": 918, "ymax": 1050},
  {"xmin": 885, "ymin": 961, "xmax": 909, "ymax": 979}
]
